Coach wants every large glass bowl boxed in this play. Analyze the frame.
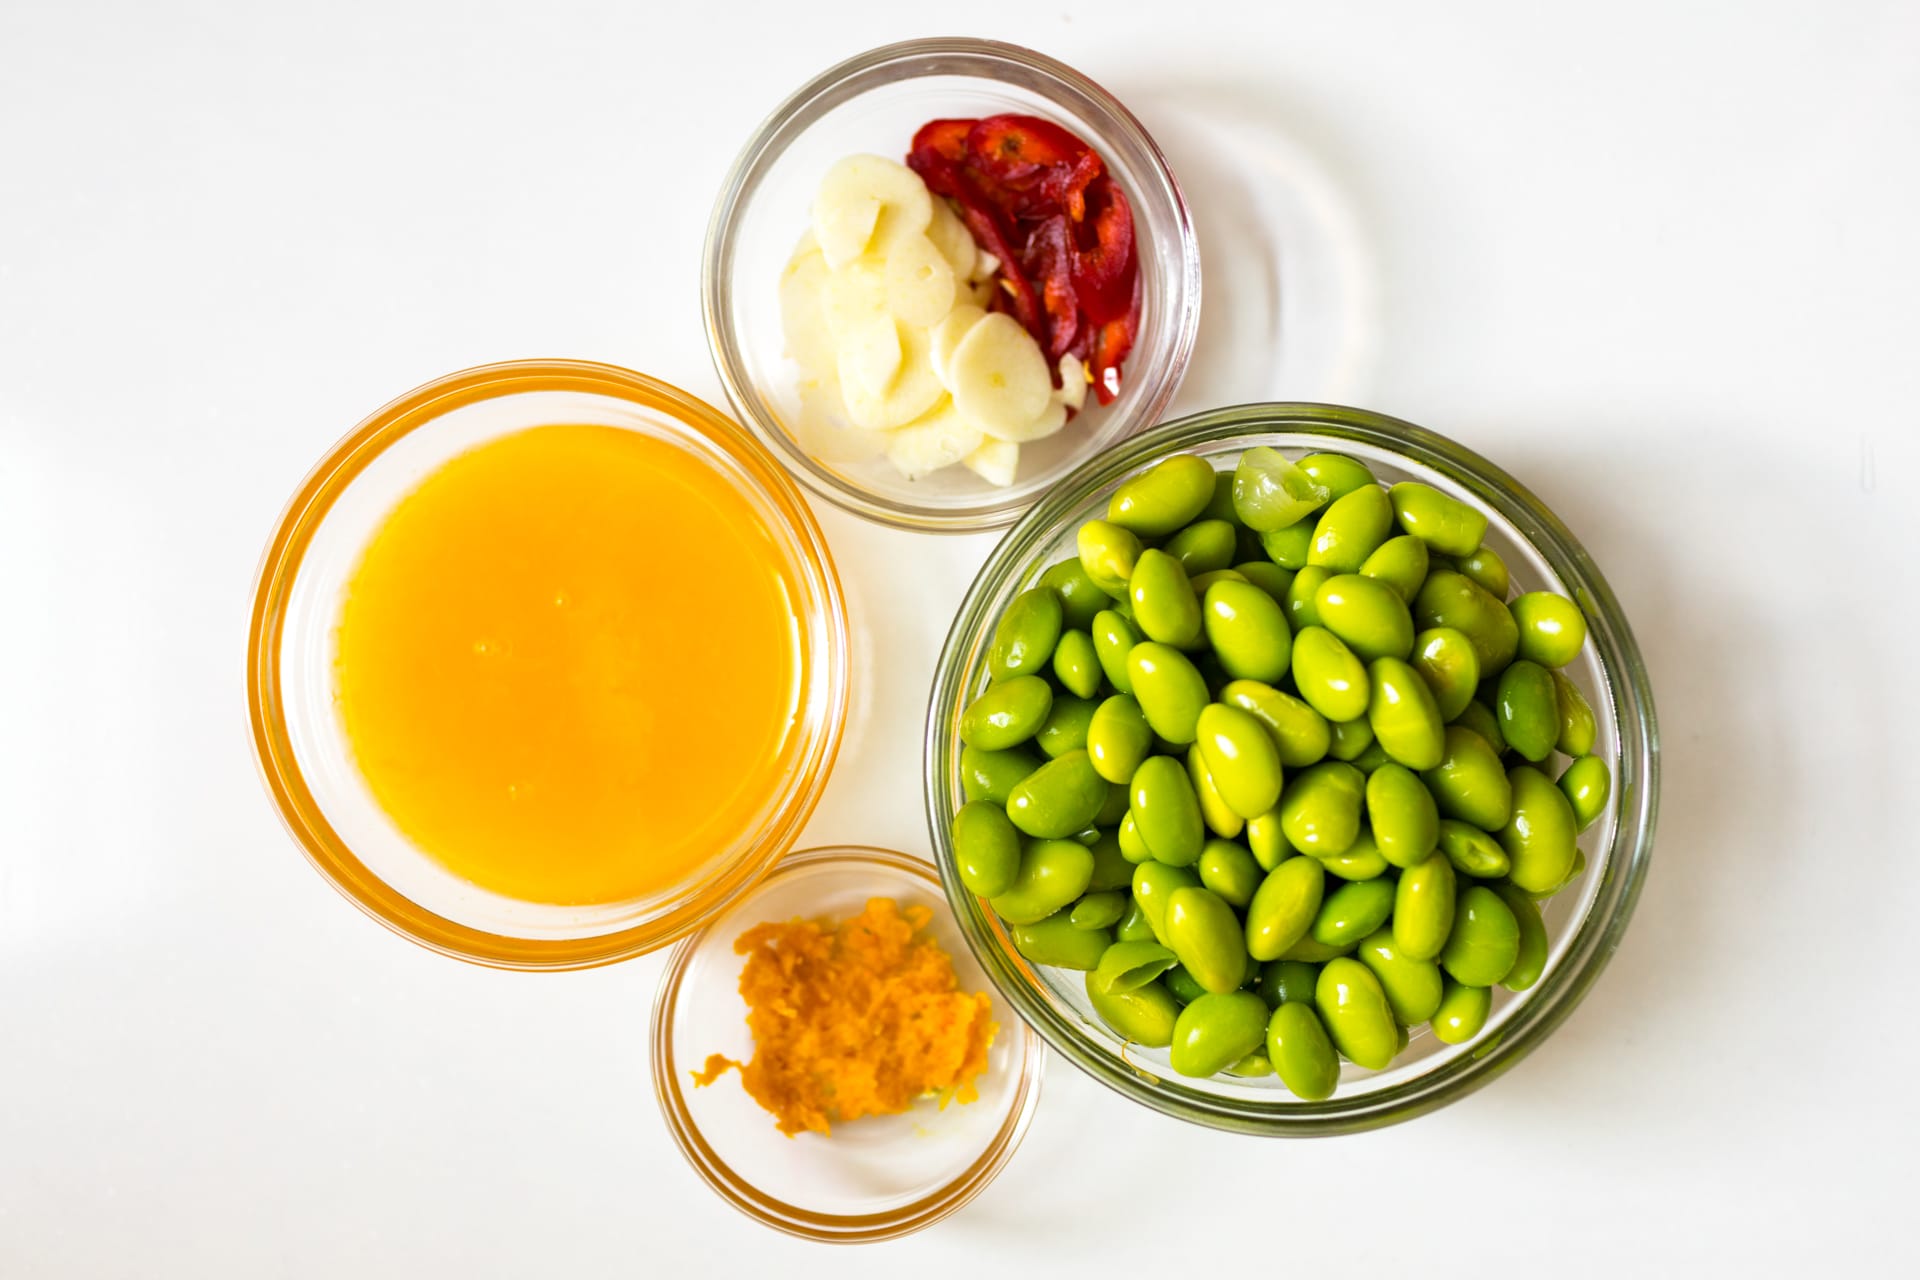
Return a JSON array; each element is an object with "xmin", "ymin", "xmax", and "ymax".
[
  {"xmin": 704, "ymin": 37, "xmax": 1202, "ymax": 533},
  {"xmin": 247, "ymin": 360, "xmax": 849, "ymax": 969},
  {"xmin": 924, "ymin": 403, "xmax": 1658, "ymax": 1133}
]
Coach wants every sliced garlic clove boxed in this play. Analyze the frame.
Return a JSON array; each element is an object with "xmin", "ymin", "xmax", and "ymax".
[
  {"xmin": 886, "ymin": 397, "xmax": 984, "ymax": 479},
  {"xmin": 813, "ymin": 155, "xmax": 932, "ymax": 267},
  {"xmin": 963, "ymin": 438, "xmax": 1019, "ymax": 487},
  {"xmin": 925, "ymin": 197, "xmax": 976, "ymax": 280},
  {"xmin": 947, "ymin": 312, "xmax": 1054, "ymax": 437},
  {"xmin": 882, "ymin": 233, "xmax": 958, "ymax": 329},
  {"xmin": 930, "ymin": 303, "xmax": 986, "ymax": 390},
  {"xmin": 842, "ymin": 321, "xmax": 943, "ymax": 430}
]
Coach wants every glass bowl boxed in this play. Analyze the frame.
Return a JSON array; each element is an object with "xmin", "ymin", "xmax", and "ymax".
[
  {"xmin": 703, "ymin": 37, "xmax": 1202, "ymax": 533},
  {"xmin": 246, "ymin": 360, "xmax": 848, "ymax": 969},
  {"xmin": 923, "ymin": 403, "xmax": 1659, "ymax": 1134},
  {"xmin": 651, "ymin": 846, "xmax": 1044, "ymax": 1242}
]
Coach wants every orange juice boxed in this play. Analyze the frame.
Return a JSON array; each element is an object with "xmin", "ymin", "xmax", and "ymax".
[{"xmin": 334, "ymin": 423, "xmax": 802, "ymax": 906}]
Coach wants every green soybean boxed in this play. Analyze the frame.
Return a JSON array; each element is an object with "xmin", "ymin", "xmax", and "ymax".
[
  {"xmin": 1312, "ymin": 830, "xmax": 1391, "ymax": 880},
  {"xmin": 1310, "ymin": 877, "xmax": 1396, "ymax": 948},
  {"xmin": 1070, "ymin": 890, "xmax": 1129, "ymax": 931},
  {"xmin": 1529, "ymin": 846, "xmax": 1588, "ymax": 900},
  {"xmin": 1297, "ymin": 452, "xmax": 1376, "ymax": 502},
  {"xmin": 1195, "ymin": 703, "xmax": 1286, "ymax": 820},
  {"xmin": 1357, "ymin": 928, "xmax": 1445, "ymax": 1025},
  {"xmin": 960, "ymin": 743, "xmax": 1042, "ymax": 806},
  {"xmin": 1129, "ymin": 754, "xmax": 1205, "ymax": 866},
  {"xmin": 1164, "ymin": 886, "xmax": 1250, "ymax": 993},
  {"xmin": 1366, "ymin": 763, "xmax": 1440, "ymax": 869},
  {"xmin": 1165, "ymin": 519, "xmax": 1238, "ymax": 577},
  {"xmin": 1087, "ymin": 973, "xmax": 1181, "ymax": 1046},
  {"xmin": 1246, "ymin": 807, "xmax": 1290, "ymax": 871},
  {"xmin": 1358, "ymin": 534, "xmax": 1430, "ymax": 604},
  {"xmin": 1198, "ymin": 838, "xmax": 1262, "ymax": 908},
  {"xmin": 1034, "ymin": 694, "xmax": 1097, "ymax": 759},
  {"xmin": 1077, "ymin": 519, "xmax": 1143, "ymax": 595},
  {"xmin": 1131, "ymin": 861, "xmax": 1200, "ymax": 944},
  {"xmin": 952, "ymin": 799, "xmax": 1022, "ymax": 897},
  {"xmin": 1265, "ymin": 1002, "xmax": 1340, "ymax": 1100},
  {"xmin": 1423, "ymin": 725, "xmax": 1514, "ymax": 829},
  {"xmin": 1453, "ymin": 546, "xmax": 1509, "ymax": 599},
  {"xmin": 1233, "ymin": 561, "xmax": 1295, "ymax": 603},
  {"xmin": 1221, "ymin": 679, "xmax": 1331, "ymax": 768},
  {"xmin": 1414, "ymin": 570, "xmax": 1519, "ymax": 675},
  {"xmin": 1086, "ymin": 830, "xmax": 1131, "ymax": 891},
  {"xmin": 1440, "ymin": 885, "xmax": 1520, "ymax": 986},
  {"xmin": 1412, "ymin": 627, "xmax": 1482, "ymax": 721},
  {"xmin": 1114, "ymin": 899, "xmax": 1156, "ymax": 942},
  {"xmin": 1012, "ymin": 914, "xmax": 1110, "ymax": 969},
  {"xmin": 1203, "ymin": 580, "xmax": 1294, "ymax": 683},
  {"xmin": 1389, "ymin": 481, "xmax": 1487, "ymax": 556},
  {"xmin": 1559, "ymin": 754, "xmax": 1612, "ymax": 831},
  {"xmin": 1261, "ymin": 520, "xmax": 1315, "ymax": 571},
  {"xmin": 1327, "ymin": 716, "xmax": 1374, "ymax": 762},
  {"xmin": 1553, "ymin": 670, "xmax": 1598, "ymax": 757},
  {"xmin": 1285, "ymin": 564, "xmax": 1332, "ymax": 631},
  {"xmin": 1231, "ymin": 446, "xmax": 1330, "ymax": 532},
  {"xmin": 1051, "ymin": 629, "xmax": 1102, "ymax": 699},
  {"xmin": 1510, "ymin": 591, "xmax": 1588, "ymax": 668},
  {"xmin": 1291, "ymin": 626, "xmax": 1371, "ymax": 722},
  {"xmin": 1087, "ymin": 695, "xmax": 1153, "ymax": 784},
  {"xmin": 1006, "ymin": 749, "xmax": 1107, "ymax": 838},
  {"xmin": 1187, "ymin": 745, "xmax": 1245, "ymax": 839},
  {"xmin": 1393, "ymin": 851, "xmax": 1457, "ymax": 961},
  {"xmin": 1118, "ymin": 812, "xmax": 1153, "ymax": 864},
  {"xmin": 959, "ymin": 676, "xmax": 1052, "ymax": 750},
  {"xmin": 1436, "ymin": 819, "xmax": 1511, "ymax": 879},
  {"xmin": 1126, "ymin": 642, "xmax": 1209, "ymax": 744},
  {"xmin": 1227, "ymin": 1050, "xmax": 1275, "ymax": 1078},
  {"xmin": 1108, "ymin": 455, "xmax": 1218, "ymax": 538},
  {"xmin": 1308, "ymin": 484, "xmax": 1395, "ymax": 572},
  {"xmin": 1367, "ymin": 656, "xmax": 1448, "ymax": 770},
  {"xmin": 1279, "ymin": 761, "xmax": 1366, "ymax": 856},
  {"xmin": 1092, "ymin": 939, "xmax": 1178, "ymax": 993},
  {"xmin": 1038, "ymin": 556, "xmax": 1110, "ymax": 629},
  {"xmin": 1257, "ymin": 959, "xmax": 1322, "ymax": 1007},
  {"xmin": 987, "ymin": 587, "xmax": 1063, "ymax": 682},
  {"xmin": 1316, "ymin": 573, "xmax": 1415, "ymax": 661},
  {"xmin": 1450, "ymin": 699, "xmax": 1504, "ymax": 754},
  {"xmin": 1490, "ymin": 880, "xmax": 1549, "ymax": 992},
  {"xmin": 1501, "ymin": 764, "xmax": 1580, "ymax": 894},
  {"xmin": 1349, "ymin": 740, "xmax": 1393, "ymax": 774},
  {"xmin": 989, "ymin": 839, "xmax": 1095, "ymax": 924},
  {"xmin": 1245, "ymin": 854, "xmax": 1326, "ymax": 961},
  {"xmin": 1188, "ymin": 568, "xmax": 1248, "ymax": 597},
  {"xmin": 1430, "ymin": 979, "xmax": 1491, "ymax": 1044},
  {"xmin": 1163, "ymin": 964, "xmax": 1207, "ymax": 1004},
  {"xmin": 1170, "ymin": 991, "xmax": 1270, "ymax": 1077},
  {"xmin": 1281, "ymin": 936, "xmax": 1358, "ymax": 962},
  {"xmin": 1315, "ymin": 957, "xmax": 1399, "ymax": 1070},
  {"xmin": 1129, "ymin": 548, "xmax": 1203, "ymax": 648},
  {"xmin": 1091, "ymin": 609, "xmax": 1140, "ymax": 693},
  {"xmin": 1496, "ymin": 659, "xmax": 1559, "ymax": 762}
]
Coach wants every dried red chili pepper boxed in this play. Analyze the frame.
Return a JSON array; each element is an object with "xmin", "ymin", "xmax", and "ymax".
[
  {"xmin": 1070, "ymin": 177, "xmax": 1136, "ymax": 326},
  {"xmin": 1021, "ymin": 214, "xmax": 1079, "ymax": 364},
  {"xmin": 1087, "ymin": 271, "xmax": 1142, "ymax": 406}
]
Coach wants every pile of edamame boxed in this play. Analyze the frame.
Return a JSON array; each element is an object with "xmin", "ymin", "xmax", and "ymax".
[{"xmin": 949, "ymin": 447, "xmax": 1612, "ymax": 1098}]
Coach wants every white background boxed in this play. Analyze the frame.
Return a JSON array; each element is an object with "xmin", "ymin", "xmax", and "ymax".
[{"xmin": 4, "ymin": 0, "xmax": 1918, "ymax": 1274}]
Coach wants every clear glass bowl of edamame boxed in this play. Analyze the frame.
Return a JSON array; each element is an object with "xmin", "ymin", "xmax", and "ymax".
[{"xmin": 923, "ymin": 403, "xmax": 1658, "ymax": 1134}]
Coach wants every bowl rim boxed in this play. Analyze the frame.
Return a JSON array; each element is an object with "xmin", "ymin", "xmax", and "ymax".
[
  {"xmin": 922, "ymin": 402, "xmax": 1660, "ymax": 1134},
  {"xmin": 649, "ymin": 844, "xmax": 1045, "ymax": 1243},
  {"xmin": 702, "ymin": 35, "xmax": 1202, "ymax": 534},
  {"xmin": 245, "ymin": 358, "xmax": 849, "ymax": 970}
]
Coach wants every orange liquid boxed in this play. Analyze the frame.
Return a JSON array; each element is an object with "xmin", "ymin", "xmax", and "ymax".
[{"xmin": 334, "ymin": 423, "xmax": 802, "ymax": 906}]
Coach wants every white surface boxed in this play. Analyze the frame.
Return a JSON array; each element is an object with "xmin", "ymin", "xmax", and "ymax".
[{"xmin": 3, "ymin": 0, "xmax": 1917, "ymax": 1274}]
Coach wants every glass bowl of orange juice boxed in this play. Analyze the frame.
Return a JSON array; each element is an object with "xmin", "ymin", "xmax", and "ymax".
[{"xmin": 247, "ymin": 360, "xmax": 849, "ymax": 968}]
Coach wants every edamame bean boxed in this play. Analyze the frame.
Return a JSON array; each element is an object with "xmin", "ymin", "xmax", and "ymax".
[
  {"xmin": 1114, "ymin": 899, "xmax": 1156, "ymax": 942},
  {"xmin": 1412, "ymin": 627, "xmax": 1482, "ymax": 721},
  {"xmin": 1198, "ymin": 838, "xmax": 1262, "ymax": 908},
  {"xmin": 1232, "ymin": 446, "xmax": 1329, "ymax": 532},
  {"xmin": 1349, "ymin": 740, "xmax": 1393, "ymax": 774},
  {"xmin": 1314, "ymin": 957, "xmax": 1398, "ymax": 1069},
  {"xmin": 1285, "ymin": 564, "xmax": 1332, "ymax": 631},
  {"xmin": 1035, "ymin": 694, "xmax": 1097, "ymax": 759},
  {"xmin": 1246, "ymin": 807, "xmax": 1290, "ymax": 871},
  {"xmin": 952, "ymin": 799, "xmax": 1022, "ymax": 897},
  {"xmin": 1170, "ymin": 991, "xmax": 1270, "ymax": 1077},
  {"xmin": 1093, "ymin": 939, "xmax": 1178, "ymax": 993},
  {"xmin": 1291, "ymin": 626, "xmax": 1371, "ymax": 722},
  {"xmin": 1281, "ymin": 936, "xmax": 1358, "ymax": 962},
  {"xmin": 1087, "ymin": 694, "xmax": 1153, "ymax": 784},
  {"xmin": 1203, "ymin": 580, "xmax": 1294, "ymax": 683},
  {"xmin": 1071, "ymin": 891, "xmax": 1128, "ymax": 931},
  {"xmin": 1552, "ymin": 670, "xmax": 1597, "ymax": 757},
  {"xmin": 1087, "ymin": 973, "xmax": 1181, "ymax": 1047},
  {"xmin": 1245, "ymin": 854, "xmax": 1326, "ymax": 961},
  {"xmin": 1279, "ymin": 760, "xmax": 1366, "ymax": 856},
  {"xmin": 1126, "ymin": 642, "xmax": 1210, "ymax": 744},
  {"xmin": 1439, "ymin": 885, "xmax": 1520, "ymax": 986},
  {"xmin": 1327, "ymin": 716, "xmax": 1374, "ymax": 762},
  {"xmin": 1453, "ymin": 546, "xmax": 1509, "ymax": 599},
  {"xmin": 959, "ymin": 675, "xmax": 1052, "ymax": 750},
  {"xmin": 1265, "ymin": 1001, "xmax": 1340, "ymax": 1100},
  {"xmin": 1013, "ymin": 914, "xmax": 1111, "ymax": 970},
  {"xmin": 1091, "ymin": 609, "xmax": 1140, "ymax": 694},
  {"xmin": 1357, "ymin": 929, "xmax": 1445, "ymax": 1025},
  {"xmin": 1423, "ymin": 725, "xmax": 1514, "ymax": 829},
  {"xmin": 1233, "ymin": 561, "xmax": 1295, "ymax": 603},
  {"xmin": 1108, "ymin": 455, "xmax": 1218, "ymax": 538},
  {"xmin": 1366, "ymin": 763, "xmax": 1440, "ymax": 869},
  {"xmin": 1052, "ymin": 629, "xmax": 1102, "ymax": 699},
  {"xmin": 1077, "ymin": 519, "xmax": 1143, "ymax": 595},
  {"xmin": 1097, "ymin": 780, "xmax": 1132, "ymax": 827},
  {"xmin": 1308, "ymin": 485, "xmax": 1395, "ymax": 572},
  {"xmin": 1132, "ymin": 861, "xmax": 1200, "ymax": 944},
  {"xmin": 1195, "ymin": 703, "xmax": 1286, "ymax": 820},
  {"xmin": 1392, "ymin": 851, "xmax": 1456, "ymax": 961},
  {"xmin": 989, "ymin": 839, "xmax": 1095, "ymax": 924},
  {"xmin": 1389, "ymin": 481, "xmax": 1487, "ymax": 556},
  {"xmin": 1414, "ymin": 570, "xmax": 1519, "ymax": 675},
  {"xmin": 1436, "ymin": 819, "xmax": 1511, "ymax": 878},
  {"xmin": 1188, "ymin": 568, "xmax": 1248, "ymax": 596},
  {"xmin": 1313, "ymin": 830, "xmax": 1390, "ymax": 880},
  {"xmin": 1129, "ymin": 549, "xmax": 1203, "ymax": 647},
  {"xmin": 1501, "ymin": 764, "xmax": 1579, "ymax": 894},
  {"xmin": 1496, "ymin": 659, "xmax": 1559, "ymax": 762},
  {"xmin": 1450, "ymin": 699, "xmax": 1504, "ymax": 754},
  {"xmin": 1297, "ymin": 452, "xmax": 1376, "ymax": 501},
  {"xmin": 1489, "ymin": 880, "xmax": 1549, "ymax": 992},
  {"xmin": 1130, "ymin": 754, "xmax": 1205, "ymax": 866},
  {"xmin": 1559, "ymin": 754, "xmax": 1612, "ymax": 831},
  {"xmin": 1164, "ymin": 886, "xmax": 1250, "ymax": 993},
  {"xmin": 1007, "ymin": 749, "xmax": 1107, "ymax": 838},
  {"xmin": 1087, "ymin": 830, "xmax": 1131, "ymax": 891},
  {"xmin": 1227, "ymin": 1050, "xmax": 1276, "ymax": 1078},
  {"xmin": 1310, "ymin": 877, "xmax": 1397, "ymax": 948},
  {"xmin": 1431, "ymin": 979, "xmax": 1491, "ymax": 1044},
  {"xmin": 1163, "ymin": 964, "xmax": 1207, "ymax": 1005},
  {"xmin": 1165, "ymin": 519, "xmax": 1238, "ymax": 577},
  {"xmin": 1261, "ymin": 520, "xmax": 1315, "ymax": 571},
  {"xmin": 1359, "ymin": 534, "xmax": 1431, "ymax": 604},
  {"xmin": 1317, "ymin": 573, "xmax": 1415, "ymax": 661},
  {"xmin": 1187, "ymin": 746, "xmax": 1245, "ymax": 839},
  {"xmin": 1221, "ymin": 679, "xmax": 1332, "ymax": 767},
  {"xmin": 987, "ymin": 587, "xmax": 1063, "ymax": 682},
  {"xmin": 1368, "ymin": 656, "xmax": 1447, "ymax": 770},
  {"xmin": 1039, "ymin": 557, "xmax": 1110, "ymax": 630},
  {"xmin": 1118, "ymin": 812, "xmax": 1153, "ymax": 864},
  {"xmin": 1200, "ymin": 469, "xmax": 1238, "ymax": 523},
  {"xmin": 960, "ymin": 742, "xmax": 1042, "ymax": 806},
  {"xmin": 1529, "ymin": 847, "xmax": 1587, "ymax": 900},
  {"xmin": 1510, "ymin": 591, "xmax": 1588, "ymax": 668},
  {"xmin": 1256, "ymin": 959, "xmax": 1321, "ymax": 1007}
]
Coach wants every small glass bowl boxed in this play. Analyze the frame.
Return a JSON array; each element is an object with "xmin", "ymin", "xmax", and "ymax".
[
  {"xmin": 651, "ymin": 846, "xmax": 1044, "ymax": 1242},
  {"xmin": 924, "ymin": 403, "xmax": 1660, "ymax": 1134},
  {"xmin": 704, "ymin": 37, "xmax": 1202, "ymax": 533},
  {"xmin": 246, "ymin": 360, "xmax": 849, "ymax": 969}
]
